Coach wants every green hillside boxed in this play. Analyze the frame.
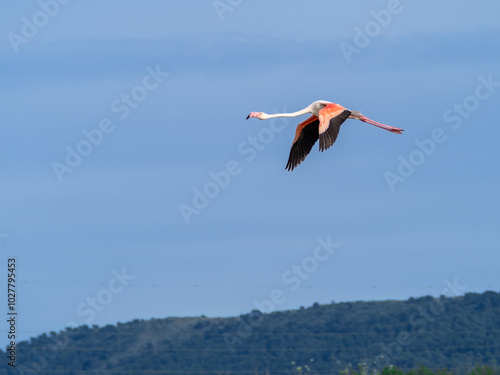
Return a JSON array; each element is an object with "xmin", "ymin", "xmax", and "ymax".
[{"xmin": 2, "ymin": 291, "xmax": 499, "ymax": 374}]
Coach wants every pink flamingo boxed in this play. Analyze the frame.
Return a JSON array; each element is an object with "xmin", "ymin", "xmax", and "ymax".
[{"xmin": 247, "ymin": 100, "xmax": 404, "ymax": 171}]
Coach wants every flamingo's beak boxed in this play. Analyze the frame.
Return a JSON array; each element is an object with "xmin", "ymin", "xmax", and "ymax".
[{"xmin": 246, "ymin": 112, "xmax": 260, "ymax": 120}]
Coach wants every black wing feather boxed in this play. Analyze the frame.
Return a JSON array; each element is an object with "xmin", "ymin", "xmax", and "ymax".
[
  {"xmin": 319, "ymin": 110, "xmax": 351, "ymax": 152},
  {"xmin": 285, "ymin": 119, "xmax": 319, "ymax": 171}
]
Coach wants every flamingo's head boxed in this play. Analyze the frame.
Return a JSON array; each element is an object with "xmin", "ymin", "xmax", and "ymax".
[{"xmin": 246, "ymin": 112, "xmax": 264, "ymax": 120}]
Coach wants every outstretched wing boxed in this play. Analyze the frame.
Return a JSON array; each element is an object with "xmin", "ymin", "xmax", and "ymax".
[
  {"xmin": 285, "ymin": 115, "xmax": 319, "ymax": 171},
  {"xmin": 318, "ymin": 104, "xmax": 351, "ymax": 152}
]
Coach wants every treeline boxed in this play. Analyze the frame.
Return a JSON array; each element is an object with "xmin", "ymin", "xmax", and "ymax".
[{"xmin": 0, "ymin": 291, "xmax": 499, "ymax": 374}]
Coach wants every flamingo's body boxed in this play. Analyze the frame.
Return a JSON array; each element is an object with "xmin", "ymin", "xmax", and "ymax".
[{"xmin": 246, "ymin": 100, "xmax": 404, "ymax": 171}]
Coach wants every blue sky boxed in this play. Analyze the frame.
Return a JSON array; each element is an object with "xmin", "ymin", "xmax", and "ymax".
[{"xmin": 1, "ymin": 0, "xmax": 499, "ymax": 347}]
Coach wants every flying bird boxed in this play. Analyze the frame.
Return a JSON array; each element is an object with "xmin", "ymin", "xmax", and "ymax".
[{"xmin": 246, "ymin": 100, "xmax": 404, "ymax": 171}]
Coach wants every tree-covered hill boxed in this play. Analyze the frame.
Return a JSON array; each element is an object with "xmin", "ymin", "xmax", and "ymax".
[{"xmin": 1, "ymin": 291, "xmax": 499, "ymax": 374}]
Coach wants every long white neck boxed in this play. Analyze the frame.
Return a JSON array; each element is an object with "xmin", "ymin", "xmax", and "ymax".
[
  {"xmin": 260, "ymin": 101, "xmax": 330, "ymax": 120},
  {"xmin": 260, "ymin": 106, "xmax": 312, "ymax": 120}
]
